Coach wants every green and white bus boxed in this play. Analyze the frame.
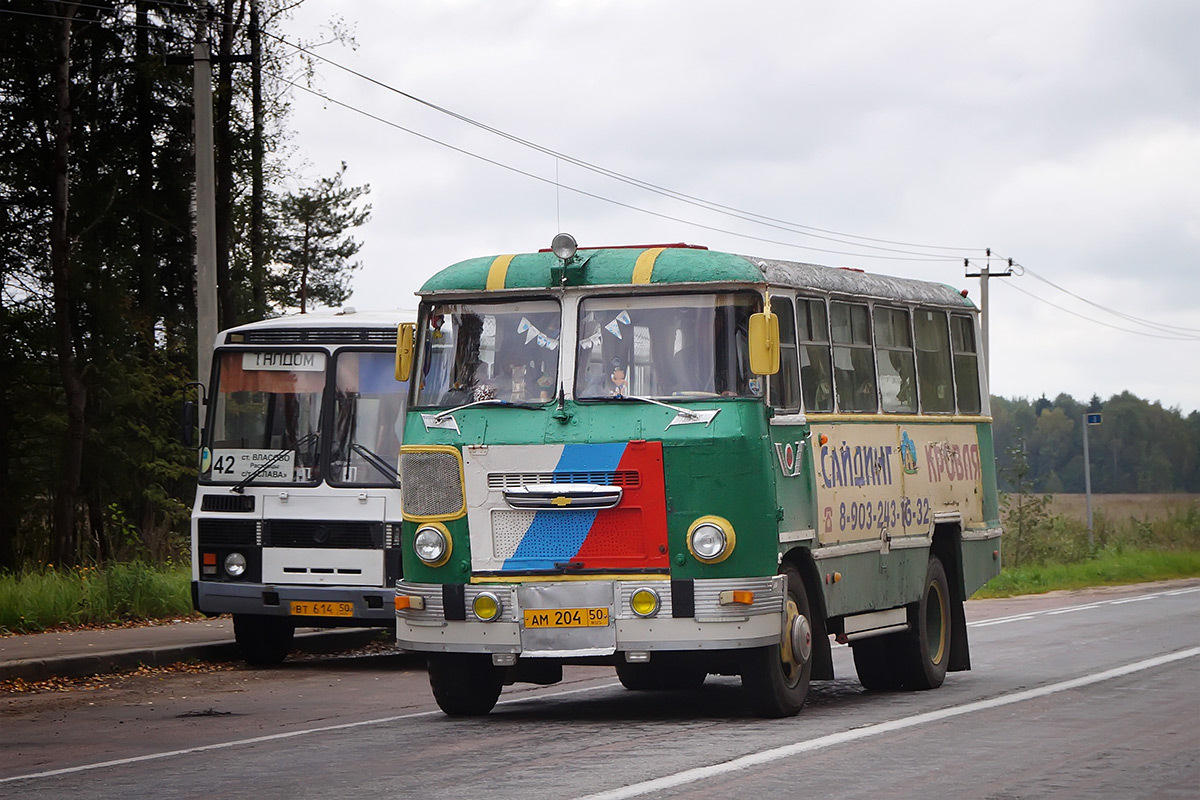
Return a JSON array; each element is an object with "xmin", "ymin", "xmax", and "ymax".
[{"xmin": 393, "ymin": 236, "xmax": 1001, "ymax": 717}]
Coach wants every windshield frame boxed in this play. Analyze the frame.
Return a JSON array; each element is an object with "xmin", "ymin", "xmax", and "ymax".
[
  {"xmin": 573, "ymin": 290, "xmax": 764, "ymax": 403},
  {"xmin": 411, "ymin": 297, "xmax": 563, "ymax": 410},
  {"xmin": 201, "ymin": 347, "xmax": 327, "ymax": 487},
  {"xmin": 326, "ymin": 347, "xmax": 408, "ymax": 488}
]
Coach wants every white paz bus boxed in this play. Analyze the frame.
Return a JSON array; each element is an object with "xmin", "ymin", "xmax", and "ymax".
[{"xmin": 187, "ymin": 308, "xmax": 413, "ymax": 665}]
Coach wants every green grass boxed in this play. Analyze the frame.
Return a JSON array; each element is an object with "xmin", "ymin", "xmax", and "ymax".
[
  {"xmin": 975, "ymin": 548, "xmax": 1200, "ymax": 598},
  {"xmin": 0, "ymin": 562, "xmax": 195, "ymax": 634}
]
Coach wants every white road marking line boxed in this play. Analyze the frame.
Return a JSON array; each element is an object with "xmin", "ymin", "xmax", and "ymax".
[
  {"xmin": 967, "ymin": 586, "xmax": 1194, "ymax": 627},
  {"xmin": 0, "ymin": 679, "xmax": 621, "ymax": 784},
  {"xmin": 573, "ymin": 647, "xmax": 1200, "ymax": 800},
  {"xmin": 1047, "ymin": 604, "xmax": 1103, "ymax": 615}
]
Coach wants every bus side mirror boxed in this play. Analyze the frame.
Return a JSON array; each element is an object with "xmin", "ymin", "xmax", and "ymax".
[
  {"xmin": 181, "ymin": 400, "xmax": 198, "ymax": 448},
  {"xmin": 748, "ymin": 312, "xmax": 781, "ymax": 375},
  {"xmin": 395, "ymin": 322, "xmax": 415, "ymax": 382}
]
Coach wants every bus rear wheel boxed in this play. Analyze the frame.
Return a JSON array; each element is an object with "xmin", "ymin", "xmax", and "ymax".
[
  {"xmin": 741, "ymin": 564, "xmax": 813, "ymax": 717},
  {"xmin": 851, "ymin": 633, "xmax": 903, "ymax": 691},
  {"xmin": 428, "ymin": 653, "xmax": 505, "ymax": 716},
  {"xmin": 899, "ymin": 555, "xmax": 951, "ymax": 690},
  {"xmin": 233, "ymin": 614, "xmax": 295, "ymax": 667}
]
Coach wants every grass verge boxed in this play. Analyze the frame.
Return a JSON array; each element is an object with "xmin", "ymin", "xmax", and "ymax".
[
  {"xmin": 0, "ymin": 562, "xmax": 195, "ymax": 634},
  {"xmin": 975, "ymin": 548, "xmax": 1200, "ymax": 598}
]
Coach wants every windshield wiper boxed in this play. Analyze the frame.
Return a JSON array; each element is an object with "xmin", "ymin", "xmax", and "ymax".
[
  {"xmin": 350, "ymin": 442, "xmax": 401, "ymax": 487},
  {"xmin": 231, "ymin": 432, "xmax": 318, "ymax": 494},
  {"xmin": 433, "ymin": 398, "xmax": 543, "ymax": 420},
  {"xmin": 608, "ymin": 394, "xmax": 701, "ymax": 418}
]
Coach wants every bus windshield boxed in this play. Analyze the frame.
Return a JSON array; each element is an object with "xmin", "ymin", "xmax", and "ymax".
[
  {"xmin": 206, "ymin": 350, "xmax": 324, "ymax": 484},
  {"xmin": 575, "ymin": 292, "xmax": 761, "ymax": 400},
  {"xmin": 329, "ymin": 350, "xmax": 407, "ymax": 486},
  {"xmin": 414, "ymin": 299, "xmax": 561, "ymax": 408}
]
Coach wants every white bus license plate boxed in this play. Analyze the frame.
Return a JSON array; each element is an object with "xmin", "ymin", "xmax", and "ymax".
[{"xmin": 290, "ymin": 601, "xmax": 354, "ymax": 618}]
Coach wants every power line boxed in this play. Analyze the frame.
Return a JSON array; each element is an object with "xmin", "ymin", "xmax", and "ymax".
[
  {"xmin": 998, "ymin": 280, "xmax": 1200, "ymax": 341},
  {"xmin": 280, "ymin": 77, "xmax": 975, "ymax": 265},
  {"xmin": 262, "ymin": 29, "xmax": 991, "ymax": 261},
  {"xmin": 1017, "ymin": 263, "xmax": 1200, "ymax": 336}
]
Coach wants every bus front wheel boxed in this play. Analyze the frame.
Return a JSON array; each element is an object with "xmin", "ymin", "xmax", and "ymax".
[
  {"xmin": 233, "ymin": 614, "xmax": 295, "ymax": 667},
  {"xmin": 741, "ymin": 564, "xmax": 813, "ymax": 717},
  {"xmin": 428, "ymin": 653, "xmax": 505, "ymax": 716}
]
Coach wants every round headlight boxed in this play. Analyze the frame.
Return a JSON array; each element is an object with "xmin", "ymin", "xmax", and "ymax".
[
  {"xmin": 414, "ymin": 524, "xmax": 451, "ymax": 567},
  {"xmin": 687, "ymin": 516, "xmax": 736, "ymax": 564},
  {"xmin": 630, "ymin": 588, "xmax": 660, "ymax": 618},
  {"xmin": 473, "ymin": 592, "xmax": 501, "ymax": 622},
  {"xmin": 224, "ymin": 552, "xmax": 247, "ymax": 577}
]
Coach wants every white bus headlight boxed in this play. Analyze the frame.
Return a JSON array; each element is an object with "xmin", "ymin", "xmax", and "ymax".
[
  {"xmin": 414, "ymin": 524, "xmax": 452, "ymax": 567},
  {"xmin": 687, "ymin": 516, "xmax": 736, "ymax": 564},
  {"xmin": 224, "ymin": 552, "xmax": 247, "ymax": 578}
]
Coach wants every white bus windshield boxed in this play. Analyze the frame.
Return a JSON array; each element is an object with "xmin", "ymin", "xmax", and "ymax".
[
  {"xmin": 575, "ymin": 293, "xmax": 761, "ymax": 400},
  {"xmin": 329, "ymin": 351, "xmax": 407, "ymax": 486},
  {"xmin": 414, "ymin": 300, "xmax": 561, "ymax": 408},
  {"xmin": 206, "ymin": 350, "xmax": 324, "ymax": 484}
]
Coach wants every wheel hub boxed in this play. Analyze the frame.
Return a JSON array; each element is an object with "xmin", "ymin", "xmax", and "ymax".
[{"xmin": 789, "ymin": 612, "xmax": 812, "ymax": 665}]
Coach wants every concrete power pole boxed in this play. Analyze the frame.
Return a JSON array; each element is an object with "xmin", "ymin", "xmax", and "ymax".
[
  {"xmin": 965, "ymin": 250, "xmax": 1012, "ymax": 387},
  {"xmin": 193, "ymin": 10, "xmax": 218, "ymax": 396}
]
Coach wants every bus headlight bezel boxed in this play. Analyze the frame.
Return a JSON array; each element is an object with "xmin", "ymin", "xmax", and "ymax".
[
  {"xmin": 630, "ymin": 587, "xmax": 661, "ymax": 618},
  {"xmin": 224, "ymin": 552, "xmax": 247, "ymax": 578},
  {"xmin": 472, "ymin": 591, "xmax": 502, "ymax": 622},
  {"xmin": 687, "ymin": 516, "xmax": 736, "ymax": 564},
  {"xmin": 413, "ymin": 523, "xmax": 452, "ymax": 567}
]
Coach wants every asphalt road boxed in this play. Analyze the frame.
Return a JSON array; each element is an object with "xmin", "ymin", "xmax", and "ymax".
[{"xmin": 1, "ymin": 582, "xmax": 1197, "ymax": 799}]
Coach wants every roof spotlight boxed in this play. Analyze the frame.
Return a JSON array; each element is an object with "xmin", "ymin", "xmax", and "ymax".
[{"xmin": 551, "ymin": 232, "xmax": 577, "ymax": 261}]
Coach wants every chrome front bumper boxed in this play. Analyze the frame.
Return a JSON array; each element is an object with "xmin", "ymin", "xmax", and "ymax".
[{"xmin": 395, "ymin": 576, "xmax": 786, "ymax": 655}]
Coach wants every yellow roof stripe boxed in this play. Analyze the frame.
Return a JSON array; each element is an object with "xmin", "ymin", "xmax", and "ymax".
[
  {"xmin": 485, "ymin": 254, "xmax": 516, "ymax": 290},
  {"xmin": 632, "ymin": 247, "xmax": 667, "ymax": 284}
]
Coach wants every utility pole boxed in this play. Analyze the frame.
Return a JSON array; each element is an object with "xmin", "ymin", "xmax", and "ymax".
[
  {"xmin": 1083, "ymin": 411, "xmax": 1102, "ymax": 549},
  {"xmin": 965, "ymin": 249, "xmax": 1013, "ymax": 387},
  {"xmin": 193, "ymin": 8, "xmax": 218, "ymax": 394}
]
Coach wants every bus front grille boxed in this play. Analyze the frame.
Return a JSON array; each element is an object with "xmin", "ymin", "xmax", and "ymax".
[
  {"xmin": 400, "ymin": 450, "xmax": 464, "ymax": 518},
  {"xmin": 263, "ymin": 520, "xmax": 382, "ymax": 549}
]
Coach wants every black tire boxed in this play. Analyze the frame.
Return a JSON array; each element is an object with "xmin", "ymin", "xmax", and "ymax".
[
  {"xmin": 898, "ymin": 555, "xmax": 951, "ymax": 690},
  {"xmin": 741, "ymin": 564, "xmax": 813, "ymax": 718},
  {"xmin": 233, "ymin": 614, "xmax": 295, "ymax": 667},
  {"xmin": 428, "ymin": 653, "xmax": 505, "ymax": 716},
  {"xmin": 616, "ymin": 654, "xmax": 707, "ymax": 691},
  {"xmin": 851, "ymin": 632, "xmax": 903, "ymax": 692}
]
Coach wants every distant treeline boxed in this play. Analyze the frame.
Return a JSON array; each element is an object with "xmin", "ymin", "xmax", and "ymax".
[{"xmin": 991, "ymin": 392, "xmax": 1200, "ymax": 494}]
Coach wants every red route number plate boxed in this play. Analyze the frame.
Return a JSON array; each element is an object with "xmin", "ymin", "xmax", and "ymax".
[
  {"xmin": 290, "ymin": 601, "xmax": 354, "ymax": 617},
  {"xmin": 523, "ymin": 607, "xmax": 609, "ymax": 628}
]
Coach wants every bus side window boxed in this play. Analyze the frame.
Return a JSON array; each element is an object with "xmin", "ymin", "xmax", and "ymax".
[
  {"xmin": 951, "ymin": 314, "xmax": 982, "ymax": 414},
  {"xmin": 769, "ymin": 297, "xmax": 800, "ymax": 412},
  {"xmin": 873, "ymin": 306, "xmax": 916, "ymax": 413},
  {"xmin": 797, "ymin": 297, "xmax": 833, "ymax": 412},
  {"xmin": 915, "ymin": 310, "xmax": 954, "ymax": 413},
  {"xmin": 831, "ymin": 301, "xmax": 877, "ymax": 412}
]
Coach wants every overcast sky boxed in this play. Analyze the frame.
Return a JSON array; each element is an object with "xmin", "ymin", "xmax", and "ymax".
[{"xmin": 281, "ymin": 1, "xmax": 1199, "ymax": 414}]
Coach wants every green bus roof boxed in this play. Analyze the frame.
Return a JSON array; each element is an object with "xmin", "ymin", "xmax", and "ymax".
[{"xmin": 419, "ymin": 244, "xmax": 975, "ymax": 310}]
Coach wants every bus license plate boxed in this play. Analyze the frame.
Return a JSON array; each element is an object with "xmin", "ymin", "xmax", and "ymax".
[
  {"xmin": 523, "ymin": 607, "xmax": 609, "ymax": 628},
  {"xmin": 290, "ymin": 601, "xmax": 354, "ymax": 618}
]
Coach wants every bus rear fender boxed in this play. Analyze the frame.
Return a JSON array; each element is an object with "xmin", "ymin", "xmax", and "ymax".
[{"xmin": 931, "ymin": 523, "xmax": 972, "ymax": 672}]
